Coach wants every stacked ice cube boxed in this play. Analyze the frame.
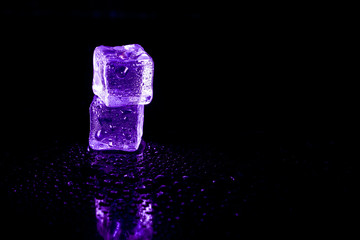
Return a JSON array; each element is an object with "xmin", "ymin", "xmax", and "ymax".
[{"xmin": 89, "ymin": 44, "xmax": 154, "ymax": 152}]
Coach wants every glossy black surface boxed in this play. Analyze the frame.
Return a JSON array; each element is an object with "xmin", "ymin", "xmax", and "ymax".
[{"xmin": 1, "ymin": 133, "xmax": 356, "ymax": 239}]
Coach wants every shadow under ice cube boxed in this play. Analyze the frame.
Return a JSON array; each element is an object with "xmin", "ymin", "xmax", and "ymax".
[
  {"xmin": 93, "ymin": 44, "xmax": 154, "ymax": 107},
  {"xmin": 89, "ymin": 96, "xmax": 144, "ymax": 151}
]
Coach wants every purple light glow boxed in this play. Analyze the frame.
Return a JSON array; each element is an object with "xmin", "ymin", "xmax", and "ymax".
[
  {"xmin": 95, "ymin": 199, "xmax": 122, "ymax": 240},
  {"xmin": 93, "ymin": 149, "xmax": 153, "ymax": 240},
  {"xmin": 95, "ymin": 198, "xmax": 153, "ymax": 240},
  {"xmin": 89, "ymin": 96, "xmax": 144, "ymax": 151},
  {"xmin": 89, "ymin": 44, "xmax": 153, "ymax": 152},
  {"xmin": 93, "ymin": 44, "xmax": 154, "ymax": 107}
]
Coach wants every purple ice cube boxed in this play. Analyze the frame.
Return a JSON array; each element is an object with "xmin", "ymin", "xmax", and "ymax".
[
  {"xmin": 93, "ymin": 44, "xmax": 154, "ymax": 107},
  {"xmin": 89, "ymin": 96, "xmax": 144, "ymax": 151}
]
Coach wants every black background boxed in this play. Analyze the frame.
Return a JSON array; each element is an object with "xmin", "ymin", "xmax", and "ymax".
[
  {"xmin": 1, "ymin": 1, "xmax": 275, "ymax": 151},
  {"xmin": 1, "ymin": 2, "xmax": 353, "ymax": 148},
  {"xmin": 0, "ymin": 1, "xmax": 356, "ymax": 239}
]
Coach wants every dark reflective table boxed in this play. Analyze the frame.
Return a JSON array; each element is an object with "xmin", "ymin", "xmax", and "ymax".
[{"xmin": 0, "ymin": 133, "xmax": 355, "ymax": 239}]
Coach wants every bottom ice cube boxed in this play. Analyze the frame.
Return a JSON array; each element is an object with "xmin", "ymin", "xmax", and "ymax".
[{"xmin": 89, "ymin": 96, "xmax": 144, "ymax": 151}]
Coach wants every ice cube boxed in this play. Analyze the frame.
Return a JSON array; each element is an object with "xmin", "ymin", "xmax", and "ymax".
[
  {"xmin": 89, "ymin": 96, "xmax": 144, "ymax": 151},
  {"xmin": 93, "ymin": 44, "xmax": 154, "ymax": 107}
]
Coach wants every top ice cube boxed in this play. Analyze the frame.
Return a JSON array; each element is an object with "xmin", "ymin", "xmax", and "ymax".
[{"xmin": 92, "ymin": 44, "xmax": 154, "ymax": 107}]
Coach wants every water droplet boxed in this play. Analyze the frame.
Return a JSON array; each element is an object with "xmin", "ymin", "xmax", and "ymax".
[
  {"xmin": 116, "ymin": 66, "xmax": 129, "ymax": 78},
  {"xmin": 155, "ymin": 174, "xmax": 164, "ymax": 180},
  {"xmin": 95, "ymin": 130, "xmax": 102, "ymax": 140}
]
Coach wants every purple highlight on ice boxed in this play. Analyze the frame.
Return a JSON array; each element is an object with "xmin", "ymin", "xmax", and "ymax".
[
  {"xmin": 93, "ymin": 44, "xmax": 154, "ymax": 107},
  {"xmin": 90, "ymin": 44, "xmax": 153, "ymax": 152},
  {"xmin": 89, "ymin": 96, "xmax": 144, "ymax": 151}
]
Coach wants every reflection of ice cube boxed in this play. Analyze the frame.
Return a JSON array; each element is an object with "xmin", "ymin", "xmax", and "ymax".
[
  {"xmin": 133, "ymin": 200, "xmax": 153, "ymax": 240},
  {"xmin": 95, "ymin": 198, "xmax": 153, "ymax": 240},
  {"xmin": 95, "ymin": 199, "xmax": 122, "ymax": 240},
  {"xmin": 89, "ymin": 96, "xmax": 144, "ymax": 151},
  {"xmin": 93, "ymin": 149, "xmax": 153, "ymax": 240},
  {"xmin": 92, "ymin": 44, "xmax": 154, "ymax": 107}
]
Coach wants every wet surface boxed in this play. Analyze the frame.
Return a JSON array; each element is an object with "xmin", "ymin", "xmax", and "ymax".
[
  {"xmin": 0, "ymin": 134, "xmax": 356, "ymax": 239},
  {"xmin": 1, "ymin": 138, "xmax": 256, "ymax": 239}
]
